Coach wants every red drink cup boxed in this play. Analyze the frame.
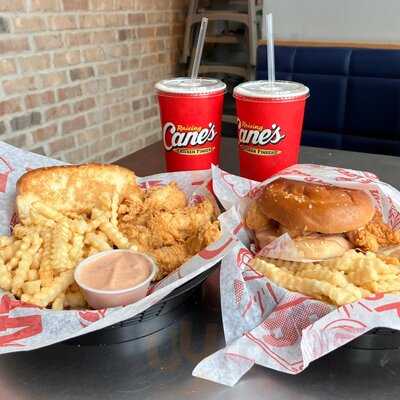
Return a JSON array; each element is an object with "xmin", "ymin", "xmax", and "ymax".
[
  {"xmin": 233, "ymin": 80, "xmax": 310, "ymax": 181},
  {"xmin": 155, "ymin": 77, "xmax": 226, "ymax": 172}
]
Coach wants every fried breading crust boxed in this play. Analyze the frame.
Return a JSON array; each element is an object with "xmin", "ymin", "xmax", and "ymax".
[
  {"xmin": 346, "ymin": 210, "xmax": 400, "ymax": 252},
  {"xmin": 144, "ymin": 182, "xmax": 187, "ymax": 211},
  {"xmin": 245, "ymin": 200, "xmax": 270, "ymax": 231},
  {"xmin": 118, "ymin": 183, "xmax": 221, "ymax": 280}
]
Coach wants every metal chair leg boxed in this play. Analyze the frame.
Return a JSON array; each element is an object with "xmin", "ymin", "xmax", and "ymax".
[{"xmin": 248, "ymin": 0, "xmax": 258, "ymax": 66}]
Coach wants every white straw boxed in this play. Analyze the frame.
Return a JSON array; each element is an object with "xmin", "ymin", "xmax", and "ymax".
[
  {"xmin": 190, "ymin": 17, "xmax": 208, "ymax": 80},
  {"xmin": 266, "ymin": 13, "xmax": 275, "ymax": 83}
]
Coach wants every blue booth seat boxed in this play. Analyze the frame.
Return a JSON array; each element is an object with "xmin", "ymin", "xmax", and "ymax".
[{"xmin": 256, "ymin": 45, "xmax": 400, "ymax": 155}]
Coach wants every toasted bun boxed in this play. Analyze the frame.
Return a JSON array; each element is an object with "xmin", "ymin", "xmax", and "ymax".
[
  {"xmin": 293, "ymin": 235, "xmax": 353, "ymax": 260},
  {"xmin": 259, "ymin": 179, "xmax": 375, "ymax": 234},
  {"xmin": 256, "ymin": 230, "xmax": 353, "ymax": 260},
  {"xmin": 17, "ymin": 164, "xmax": 137, "ymax": 221}
]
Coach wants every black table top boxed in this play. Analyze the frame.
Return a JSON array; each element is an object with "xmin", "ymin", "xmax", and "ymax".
[{"xmin": 1, "ymin": 139, "xmax": 400, "ymax": 400}]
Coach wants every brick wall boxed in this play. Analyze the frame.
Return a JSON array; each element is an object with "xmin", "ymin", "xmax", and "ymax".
[{"xmin": 0, "ymin": 0, "xmax": 187, "ymax": 163}]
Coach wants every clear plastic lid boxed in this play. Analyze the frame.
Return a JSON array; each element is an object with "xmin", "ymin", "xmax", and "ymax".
[
  {"xmin": 233, "ymin": 80, "xmax": 309, "ymax": 99},
  {"xmin": 155, "ymin": 77, "xmax": 226, "ymax": 95}
]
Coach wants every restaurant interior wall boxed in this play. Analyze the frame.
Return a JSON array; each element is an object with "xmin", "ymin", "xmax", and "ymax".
[
  {"xmin": 0, "ymin": 0, "xmax": 188, "ymax": 163},
  {"xmin": 266, "ymin": 0, "xmax": 400, "ymax": 43}
]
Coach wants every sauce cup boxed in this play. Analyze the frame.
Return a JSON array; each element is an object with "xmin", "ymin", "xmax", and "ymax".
[{"xmin": 74, "ymin": 249, "xmax": 158, "ymax": 309}]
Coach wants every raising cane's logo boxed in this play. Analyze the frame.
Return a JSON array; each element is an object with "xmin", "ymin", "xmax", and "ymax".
[
  {"xmin": 238, "ymin": 119, "xmax": 285, "ymax": 156},
  {"xmin": 163, "ymin": 122, "xmax": 217, "ymax": 155}
]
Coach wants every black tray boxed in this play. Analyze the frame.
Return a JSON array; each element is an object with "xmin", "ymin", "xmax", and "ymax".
[
  {"xmin": 66, "ymin": 269, "xmax": 212, "ymax": 346},
  {"xmin": 67, "ymin": 266, "xmax": 400, "ymax": 350},
  {"xmin": 346, "ymin": 328, "xmax": 400, "ymax": 350}
]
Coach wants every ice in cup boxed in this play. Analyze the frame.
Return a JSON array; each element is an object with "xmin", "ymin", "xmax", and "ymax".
[
  {"xmin": 233, "ymin": 80, "xmax": 309, "ymax": 181},
  {"xmin": 155, "ymin": 77, "xmax": 226, "ymax": 172},
  {"xmin": 74, "ymin": 249, "xmax": 157, "ymax": 309}
]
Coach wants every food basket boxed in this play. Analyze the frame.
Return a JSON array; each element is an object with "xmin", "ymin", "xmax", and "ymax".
[
  {"xmin": 67, "ymin": 269, "xmax": 212, "ymax": 345},
  {"xmin": 0, "ymin": 142, "xmax": 240, "ymax": 354},
  {"xmin": 192, "ymin": 165, "xmax": 400, "ymax": 386},
  {"xmin": 346, "ymin": 328, "xmax": 400, "ymax": 350}
]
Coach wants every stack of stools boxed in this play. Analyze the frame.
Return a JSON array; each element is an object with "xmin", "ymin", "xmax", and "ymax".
[{"xmin": 181, "ymin": 0, "xmax": 262, "ymax": 128}]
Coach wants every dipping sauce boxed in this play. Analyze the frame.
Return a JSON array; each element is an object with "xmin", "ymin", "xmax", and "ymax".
[
  {"xmin": 78, "ymin": 252, "xmax": 151, "ymax": 292},
  {"xmin": 74, "ymin": 250, "xmax": 157, "ymax": 309}
]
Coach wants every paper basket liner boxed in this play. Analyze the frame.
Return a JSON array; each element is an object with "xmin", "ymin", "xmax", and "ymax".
[
  {"xmin": 0, "ymin": 142, "xmax": 238, "ymax": 353},
  {"xmin": 192, "ymin": 164, "xmax": 400, "ymax": 386}
]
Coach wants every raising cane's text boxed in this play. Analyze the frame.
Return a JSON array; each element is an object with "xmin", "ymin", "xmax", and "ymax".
[{"xmin": 163, "ymin": 122, "xmax": 217, "ymax": 151}]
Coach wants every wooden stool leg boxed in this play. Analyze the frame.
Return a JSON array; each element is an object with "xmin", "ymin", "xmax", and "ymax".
[{"xmin": 181, "ymin": 0, "xmax": 199, "ymax": 64}]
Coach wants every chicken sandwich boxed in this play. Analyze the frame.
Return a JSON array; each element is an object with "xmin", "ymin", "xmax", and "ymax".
[{"xmin": 246, "ymin": 179, "xmax": 400, "ymax": 259}]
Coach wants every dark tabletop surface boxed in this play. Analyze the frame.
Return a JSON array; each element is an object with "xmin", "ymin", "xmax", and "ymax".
[
  {"xmin": 117, "ymin": 138, "xmax": 400, "ymax": 188},
  {"xmin": 1, "ymin": 138, "xmax": 400, "ymax": 400}
]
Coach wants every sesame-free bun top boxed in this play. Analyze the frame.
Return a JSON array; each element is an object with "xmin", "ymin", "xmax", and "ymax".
[{"xmin": 259, "ymin": 179, "xmax": 375, "ymax": 234}]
